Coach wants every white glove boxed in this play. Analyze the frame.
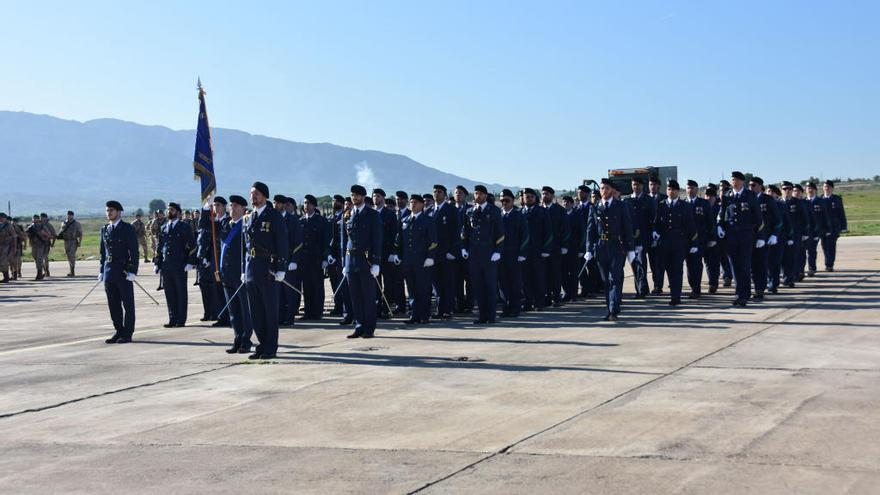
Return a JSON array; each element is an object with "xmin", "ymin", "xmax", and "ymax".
[
  {"xmin": 717, "ymin": 226, "xmax": 726, "ymax": 239},
  {"xmin": 755, "ymin": 239, "xmax": 766, "ymax": 249},
  {"xmin": 97, "ymin": 273, "xmax": 104, "ymax": 282},
  {"xmin": 240, "ymin": 273, "xmax": 247, "ymax": 283},
  {"xmin": 824, "ymin": 232, "xmax": 830, "ymax": 237},
  {"xmin": 423, "ymin": 258, "xmax": 434, "ymax": 268},
  {"xmin": 201, "ymin": 258, "xmax": 211, "ymax": 268},
  {"xmin": 561, "ymin": 247, "xmax": 569, "ymax": 255},
  {"xmin": 627, "ymin": 251, "xmax": 636, "ymax": 264},
  {"xmin": 689, "ymin": 247, "xmax": 698, "ymax": 254},
  {"xmin": 288, "ymin": 262, "xmax": 297, "ymax": 271},
  {"xmin": 707, "ymin": 240, "xmax": 717, "ymax": 247},
  {"xmin": 274, "ymin": 271, "xmax": 285, "ymax": 282},
  {"xmin": 540, "ymin": 252, "xmax": 550, "ymax": 258},
  {"xmin": 517, "ymin": 255, "xmax": 526, "ymax": 262},
  {"xmin": 461, "ymin": 249, "xmax": 469, "ymax": 259},
  {"xmin": 445, "ymin": 252, "xmax": 456, "ymax": 260},
  {"xmin": 584, "ymin": 252, "xmax": 593, "ymax": 262},
  {"xmin": 813, "ymin": 237, "xmax": 819, "ymax": 241},
  {"xmin": 490, "ymin": 252, "xmax": 501, "ymax": 262},
  {"xmin": 126, "ymin": 272, "xmax": 137, "ymax": 282},
  {"xmin": 153, "ymin": 265, "xmax": 160, "ymax": 274},
  {"xmin": 387, "ymin": 254, "xmax": 396, "ymax": 262},
  {"xmin": 326, "ymin": 255, "xmax": 336, "ymax": 265},
  {"xmin": 801, "ymin": 235, "xmax": 809, "ymax": 241},
  {"xmin": 370, "ymin": 264, "xmax": 380, "ymax": 278},
  {"xmin": 786, "ymin": 239, "xmax": 794, "ymax": 246},
  {"xmin": 389, "ymin": 254, "xmax": 401, "ymax": 265},
  {"xmin": 841, "ymin": 229, "xmax": 848, "ymax": 234},
  {"xmin": 635, "ymin": 245, "xmax": 644, "ymax": 256},
  {"xmin": 768, "ymin": 235, "xmax": 778, "ymax": 246},
  {"xmin": 652, "ymin": 231, "xmax": 660, "ymax": 241},
  {"xmin": 321, "ymin": 261, "xmax": 329, "ymax": 270},
  {"xmin": 342, "ymin": 265, "xmax": 350, "ymax": 275},
  {"xmin": 184, "ymin": 264, "xmax": 195, "ymax": 271}
]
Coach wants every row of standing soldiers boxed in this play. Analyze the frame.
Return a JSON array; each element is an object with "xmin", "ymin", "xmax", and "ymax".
[{"xmin": 0, "ymin": 211, "xmax": 83, "ymax": 282}]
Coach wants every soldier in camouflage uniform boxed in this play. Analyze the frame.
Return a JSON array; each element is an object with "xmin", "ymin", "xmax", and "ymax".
[
  {"xmin": 132, "ymin": 212, "xmax": 149, "ymax": 262},
  {"xmin": 58, "ymin": 210, "xmax": 84, "ymax": 277},
  {"xmin": 148, "ymin": 210, "xmax": 165, "ymax": 260},
  {"xmin": 11, "ymin": 217, "xmax": 26, "ymax": 280},
  {"xmin": 40, "ymin": 213, "xmax": 56, "ymax": 277},
  {"xmin": 26, "ymin": 214, "xmax": 52, "ymax": 280},
  {"xmin": 0, "ymin": 213, "xmax": 15, "ymax": 283}
]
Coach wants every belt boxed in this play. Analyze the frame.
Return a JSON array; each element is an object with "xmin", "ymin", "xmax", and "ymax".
[
  {"xmin": 248, "ymin": 247, "xmax": 272, "ymax": 259},
  {"xmin": 600, "ymin": 234, "xmax": 619, "ymax": 241}
]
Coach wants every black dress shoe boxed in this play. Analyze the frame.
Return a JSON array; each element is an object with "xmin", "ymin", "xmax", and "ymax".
[
  {"xmin": 200, "ymin": 317, "xmax": 210, "ymax": 322},
  {"xmin": 651, "ymin": 288, "xmax": 663, "ymax": 296},
  {"xmin": 669, "ymin": 298, "xmax": 681, "ymax": 306},
  {"xmin": 105, "ymin": 335, "xmax": 120, "ymax": 344},
  {"xmin": 211, "ymin": 321, "xmax": 227, "ymax": 327},
  {"xmin": 472, "ymin": 319, "xmax": 488, "ymax": 324},
  {"xmin": 361, "ymin": 333, "xmax": 375, "ymax": 339},
  {"xmin": 608, "ymin": 313, "xmax": 619, "ymax": 321},
  {"xmin": 769, "ymin": 287, "xmax": 778, "ymax": 294},
  {"xmin": 260, "ymin": 353, "xmax": 277, "ymax": 359},
  {"xmin": 733, "ymin": 298, "xmax": 747, "ymax": 307},
  {"xmin": 404, "ymin": 318, "xmax": 418, "ymax": 325},
  {"xmin": 248, "ymin": 353, "xmax": 263, "ymax": 360},
  {"xmin": 163, "ymin": 323, "xmax": 175, "ymax": 328},
  {"xmin": 175, "ymin": 323, "xmax": 186, "ymax": 327},
  {"xmin": 116, "ymin": 337, "xmax": 131, "ymax": 344},
  {"xmin": 339, "ymin": 317, "xmax": 353, "ymax": 325},
  {"xmin": 485, "ymin": 319, "xmax": 496, "ymax": 324},
  {"xmin": 346, "ymin": 332, "xmax": 363, "ymax": 339},
  {"xmin": 225, "ymin": 346, "xmax": 240, "ymax": 354},
  {"xmin": 708, "ymin": 286, "xmax": 718, "ymax": 294},
  {"xmin": 753, "ymin": 293, "xmax": 764, "ymax": 301},
  {"xmin": 723, "ymin": 278, "xmax": 732, "ymax": 287}
]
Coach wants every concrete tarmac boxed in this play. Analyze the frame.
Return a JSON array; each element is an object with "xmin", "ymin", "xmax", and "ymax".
[{"xmin": 0, "ymin": 236, "xmax": 878, "ymax": 494}]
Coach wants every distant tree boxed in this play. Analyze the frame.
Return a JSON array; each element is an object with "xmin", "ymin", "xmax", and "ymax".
[
  {"xmin": 873, "ymin": 175, "xmax": 880, "ymax": 183},
  {"xmin": 135, "ymin": 208, "xmax": 145, "ymax": 217},
  {"xmin": 148, "ymin": 199, "xmax": 166, "ymax": 214}
]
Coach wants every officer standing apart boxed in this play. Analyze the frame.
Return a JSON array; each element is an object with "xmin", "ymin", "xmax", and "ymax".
[
  {"xmin": 220, "ymin": 195, "xmax": 253, "ymax": 354},
  {"xmin": 154, "ymin": 202, "xmax": 196, "ymax": 328},
  {"xmin": 717, "ymin": 172, "xmax": 764, "ymax": 307},
  {"xmin": 58, "ymin": 210, "xmax": 83, "ymax": 277},
  {"xmin": 391, "ymin": 194, "xmax": 437, "ymax": 325},
  {"xmin": 654, "ymin": 180, "xmax": 697, "ymax": 306},
  {"xmin": 344, "ymin": 184, "xmax": 383, "ymax": 338},
  {"xmin": 820, "ymin": 180, "xmax": 847, "ymax": 272},
  {"xmin": 99, "ymin": 201, "xmax": 139, "ymax": 344},
  {"xmin": 243, "ymin": 182, "xmax": 289, "ymax": 359},
  {"xmin": 585, "ymin": 179, "xmax": 635, "ymax": 321},
  {"xmin": 461, "ymin": 185, "xmax": 504, "ymax": 324}
]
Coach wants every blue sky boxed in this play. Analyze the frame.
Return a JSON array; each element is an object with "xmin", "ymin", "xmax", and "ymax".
[{"xmin": 2, "ymin": 0, "xmax": 877, "ymax": 188}]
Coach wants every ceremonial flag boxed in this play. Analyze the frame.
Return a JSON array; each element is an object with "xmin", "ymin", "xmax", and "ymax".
[{"xmin": 193, "ymin": 78, "xmax": 216, "ymax": 202}]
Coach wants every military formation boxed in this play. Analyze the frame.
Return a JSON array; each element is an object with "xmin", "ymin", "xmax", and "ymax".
[{"xmin": 14, "ymin": 173, "xmax": 848, "ymax": 358}]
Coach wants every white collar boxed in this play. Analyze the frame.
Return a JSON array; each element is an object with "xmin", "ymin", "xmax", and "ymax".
[
  {"xmin": 603, "ymin": 197, "xmax": 613, "ymax": 206},
  {"xmin": 733, "ymin": 187, "xmax": 744, "ymax": 196},
  {"xmin": 412, "ymin": 211, "xmax": 422, "ymax": 219},
  {"xmin": 253, "ymin": 204, "xmax": 267, "ymax": 216},
  {"xmin": 108, "ymin": 218, "xmax": 121, "ymax": 228}
]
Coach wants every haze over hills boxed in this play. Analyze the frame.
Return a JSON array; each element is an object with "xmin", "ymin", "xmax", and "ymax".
[{"xmin": 0, "ymin": 111, "xmax": 508, "ymax": 215}]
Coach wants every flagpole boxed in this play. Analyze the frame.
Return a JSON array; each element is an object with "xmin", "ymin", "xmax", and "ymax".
[{"xmin": 197, "ymin": 79, "xmax": 222, "ymax": 283}]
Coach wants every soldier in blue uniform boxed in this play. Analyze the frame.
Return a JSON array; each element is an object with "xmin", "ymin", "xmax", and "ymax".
[
  {"xmin": 521, "ymin": 188, "xmax": 551, "ymax": 311},
  {"xmin": 718, "ymin": 179, "xmax": 735, "ymax": 287},
  {"xmin": 453, "ymin": 185, "xmax": 474, "ymax": 313},
  {"xmin": 197, "ymin": 196, "xmax": 230, "ymax": 327},
  {"xmin": 585, "ymin": 179, "xmax": 635, "ymax": 320},
  {"xmin": 766, "ymin": 185, "xmax": 789, "ymax": 293},
  {"xmin": 461, "ymin": 185, "xmax": 504, "ymax": 324},
  {"xmin": 219, "ymin": 195, "xmax": 253, "ymax": 353},
  {"xmin": 791, "ymin": 183, "xmax": 810, "ymax": 282},
  {"xmin": 372, "ymin": 189, "xmax": 398, "ymax": 320},
  {"xmin": 391, "ymin": 194, "xmax": 437, "ymax": 325},
  {"xmin": 749, "ymin": 177, "xmax": 780, "ymax": 300},
  {"xmin": 717, "ymin": 172, "xmax": 764, "ymax": 306},
  {"xmin": 647, "ymin": 176, "xmax": 667, "ymax": 295},
  {"xmin": 298, "ymin": 194, "xmax": 330, "ymax": 320},
  {"xmin": 541, "ymin": 186, "xmax": 569, "ymax": 307},
  {"xmin": 654, "ymin": 180, "xmax": 697, "ymax": 306},
  {"xmin": 684, "ymin": 180, "xmax": 712, "ymax": 299},
  {"xmin": 344, "ymin": 184, "xmax": 383, "ymax": 338},
  {"xmin": 392, "ymin": 191, "xmax": 411, "ymax": 314},
  {"xmin": 100, "ymin": 200, "xmax": 139, "ymax": 343},
  {"xmin": 702, "ymin": 185, "xmax": 722, "ymax": 293},
  {"xmin": 623, "ymin": 178, "xmax": 654, "ymax": 298},
  {"xmin": 278, "ymin": 196, "xmax": 303, "ymax": 326},
  {"xmin": 574, "ymin": 185, "xmax": 594, "ymax": 297},
  {"xmin": 154, "ymin": 202, "xmax": 196, "ymax": 327},
  {"xmin": 561, "ymin": 195, "xmax": 585, "ymax": 302},
  {"xmin": 431, "ymin": 184, "xmax": 460, "ymax": 319},
  {"xmin": 820, "ymin": 180, "xmax": 847, "ymax": 271},
  {"xmin": 327, "ymin": 195, "xmax": 348, "ymax": 318},
  {"xmin": 243, "ymin": 182, "xmax": 289, "ymax": 359},
  {"xmin": 499, "ymin": 189, "xmax": 528, "ymax": 317},
  {"xmin": 804, "ymin": 182, "xmax": 831, "ymax": 277}
]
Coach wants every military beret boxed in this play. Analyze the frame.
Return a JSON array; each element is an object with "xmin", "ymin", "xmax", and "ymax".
[
  {"xmin": 667, "ymin": 180, "xmax": 680, "ymax": 190},
  {"xmin": 333, "ymin": 194, "xmax": 345, "ymax": 203},
  {"xmin": 0, "ymin": 213, "xmax": 7, "ymax": 219},
  {"xmin": 303, "ymin": 194, "xmax": 317, "ymax": 206},
  {"xmin": 562, "ymin": 195, "xmax": 574, "ymax": 202},
  {"xmin": 364, "ymin": 197, "xmax": 374, "ymax": 206},
  {"xmin": 782, "ymin": 181, "xmax": 794, "ymax": 188},
  {"xmin": 720, "ymin": 179, "xmax": 731, "ymax": 187},
  {"xmin": 487, "ymin": 193, "xmax": 495, "ymax": 201},
  {"xmin": 768, "ymin": 185, "xmax": 782, "ymax": 195},
  {"xmin": 501, "ymin": 189, "xmax": 515, "ymax": 199},
  {"xmin": 252, "ymin": 181, "xmax": 270, "ymax": 199},
  {"xmin": 284, "ymin": 196, "xmax": 296, "ymax": 205},
  {"xmin": 433, "ymin": 184, "xmax": 447, "ymax": 193},
  {"xmin": 409, "ymin": 193, "xmax": 424, "ymax": 203},
  {"xmin": 372, "ymin": 188, "xmax": 386, "ymax": 197},
  {"xmin": 806, "ymin": 182, "xmax": 817, "ymax": 189},
  {"xmin": 213, "ymin": 196, "xmax": 228, "ymax": 206},
  {"xmin": 350, "ymin": 184, "xmax": 367, "ymax": 196},
  {"xmin": 395, "ymin": 190, "xmax": 407, "ymax": 199},
  {"xmin": 707, "ymin": 183, "xmax": 717, "ymax": 190},
  {"xmin": 474, "ymin": 185, "xmax": 488, "ymax": 194},
  {"xmin": 40, "ymin": 213, "xmax": 48, "ymax": 218},
  {"xmin": 631, "ymin": 177, "xmax": 645, "ymax": 185},
  {"xmin": 541, "ymin": 186, "xmax": 555, "ymax": 195},
  {"xmin": 455, "ymin": 185, "xmax": 468, "ymax": 194},
  {"xmin": 648, "ymin": 176, "xmax": 661, "ymax": 184},
  {"xmin": 687, "ymin": 180, "xmax": 698, "ymax": 188},
  {"xmin": 523, "ymin": 187, "xmax": 537, "ymax": 196},
  {"xmin": 67, "ymin": 210, "xmax": 74, "ymax": 215},
  {"xmin": 577, "ymin": 185, "xmax": 590, "ymax": 192},
  {"xmin": 229, "ymin": 195, "xmax": 248, "ymax": 207},
  {"xmin": 12, "ymin": 217, "xmax": 20, "ymax": 222},
  {"xmin": 168, "ymin": 202, "xmax": 181, "ymax": 211},
  {"xmin": 32, "ymin": 214, "xmax": 40, "ymax": 219},
  {"xmin": 600, "ymin": 178, "xmax": 613, "ymax": 187},
  {"xmin": 422, "ymin": 193, "xmax": 433, "ymax": 200},
  {"xmin": 731, "ymin": 171, "xmax": 745, "ymax": 181},
  {"xmin": 106, "ymin": 200, "xmax": 124, "ymax": 211},
  {"xmin": 705, "ymin": 187, "xmax": 718, "ymax": 196},
  {"xmin": 794, "ymin": 184, "xmax": 804, "ymax": 192},
  {"xmin": 824, "ymin": 180, "xmax": 835, "ymax": 187},
  {"xmin": 750, "ymin": 176, "xmax": 764, "ymax": 186},
  {"xmin": 273, "ymin": 194, "xmax": 287, "ymax": 203},
  {"xmin": 592, "ymin": 189, "xmax": 602, "ymax": 197}
]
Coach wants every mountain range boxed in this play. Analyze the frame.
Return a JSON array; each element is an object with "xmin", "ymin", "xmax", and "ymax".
[{"xmin": 0, "ymin": 111, "xmax": 508, "ymax": 215}]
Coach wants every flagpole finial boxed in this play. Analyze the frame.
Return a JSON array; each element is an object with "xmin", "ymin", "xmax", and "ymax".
[{"xmin": 197, "ymin": 77, "xmax": 205, "ymax": 95}]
